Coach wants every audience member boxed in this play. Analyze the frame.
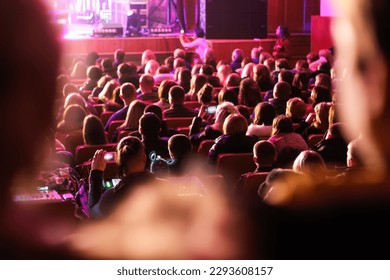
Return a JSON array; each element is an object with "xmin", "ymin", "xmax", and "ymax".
[
  {"xmin": 88, "ymin": 136, "xmax": 157, "ymax": 219},
  {"xmin": 104, "ymin": 83, "xmax": 137, "ymax": 131},
  {"xmin": 164, "ymin": 86, "xmax": 197, "ymax": 118},
  {"xmin": 238, "ymin": 77, "xmax": 263, "ymax": 107},
  {"xmin": 189, "ymin": 102, "xmax": 238, "ymax": 146},
  {"xmin": 272, "ymin": 25, "xmax": 291, "ymax": 59},
  {"xmin": 268, "ymin": 81, "xmax": 291, "ymax": 115},
  {"xmin": 137, "ymin": 74, "xmax": 159, "ymax": 102},
  {"xmin": 247, "ymin": 102, "xmax": 276, "ymax": 138},
  {"xmin": 168, "ymin": 134, "xmax": 193, "ymax": 176},
  {"xmin": 208, "ymin": 114, "xmax": 258, "ymax": 163},
  {"xmin": 82, "ymin": 115, "xmax": 107, "ymax": 145}
]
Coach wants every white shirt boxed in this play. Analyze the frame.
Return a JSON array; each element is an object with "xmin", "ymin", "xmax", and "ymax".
[{"xmin": 182, "ymin": 37, "xmax": 209, "ymax": 60}]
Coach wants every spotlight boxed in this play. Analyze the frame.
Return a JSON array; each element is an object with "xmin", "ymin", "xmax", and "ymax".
[{"xmin": 125, "ymin": 11, "xmax": 141, "ymax": 37}]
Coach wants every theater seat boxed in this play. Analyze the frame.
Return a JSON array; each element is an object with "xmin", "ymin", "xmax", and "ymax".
[
  {"xmin": 197, "ymin": 139, "xmax": 215, "ymax": 155},
  {"xmin": 164, "ymin": 117, "xmax": 193, "ymax": 129},
  {"xmin": 63, "ymin": 131, "xmax": 84, "ymax": 155},
  {"xmin": 216, "ymin": 153, "xmax": 256, "ymax": 186},
  {"xmin": 236, "ymin": 172, "xmax": 269, "ymax": 198},
  {"xmin": 100, "ymin": 111, "xmax": 114, "ymax": 126},
  {"xmin": 107, "ymin": 120, "xmax": 125, "ymax": 142}
]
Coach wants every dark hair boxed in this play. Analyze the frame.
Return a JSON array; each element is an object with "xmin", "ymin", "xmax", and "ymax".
[
  {"xmin": 253, "ymin": 102, "xmax": 276, "ymax": 126},
  {"xmin": 168, "ymin": 134, "xmax": 192, "ymax": 159},
  {"xmin": 238, "ymin": 77, "xmax": 262, "ymax": 107},
  {"xmin": 158, "ymin": 80, "xmax": 177, "ymax": 102},
  {"xmin": 218, "ymin": 88, "xmax": 238, "ymax": 105},
  {"xmin": 144, "ymin": 104, "xmax": 163, "ymax": 120},
  {"xmin": 195, "ymin": 28, "xmax": 205, "ymax": 38},
  {"xmin": 253, "ymin": 140, "xmax": 276, "ymax": 165},
  {"xmin": 83, "ymin": 115, "xmax": 107, "ymax": 145},
  {"xmin": 87, "ymin": 66, "xmax": 103, "ymax": 81},
  {"xmin": 140, "ymin": 112, "xmax": 161, "ymax": 137},
  {"xmin": 272, "ymin": 115, "xmax": 294, "ymax": 136},
  {"xmin": 278, "ymin": 25, "xmax": 290, "ymax": 39},
  {"xmin": 198, "ymin": 83, "xmax": 213, "ymax": 105},
  {"xmin": 117, "ymin": 136, "xmax": 145, "ymax": 177},
  {"xmin": 311, "ymin": 86, "xmax": 332, "ymax": 107},
  {"xmin": 169, "ymin": 85, "xmax": 185, "ymax": 104}
]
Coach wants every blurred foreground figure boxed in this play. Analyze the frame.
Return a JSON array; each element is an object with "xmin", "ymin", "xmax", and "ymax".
[
  {"xmin": 0, "ymin": 0, "xmax": 69, "ymax": 258},
  {"xmin": 255, "ymin": 0, "xmax": 390, "ymax": 259}
]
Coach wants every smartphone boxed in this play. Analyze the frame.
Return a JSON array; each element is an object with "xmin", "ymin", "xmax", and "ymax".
[
  {"xmin": 205, "ymin": 105, "xmax": 217, "ymax": 114},
  {"xmin": 104, "ymin": 151, "xmax": 116, "ymax": 162},
  {"xmin": 103, "ymin": 178, "xmax": 120, "ymax": 189}
]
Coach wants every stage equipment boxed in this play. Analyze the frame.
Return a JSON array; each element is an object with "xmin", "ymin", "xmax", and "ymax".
[
  {"xmin": 200, "ymin": 0, "xmax": 268, "ymax": 39},
  {"xmin": 93, "ymin": 22, "xmax": 124, "ymax": 37}
]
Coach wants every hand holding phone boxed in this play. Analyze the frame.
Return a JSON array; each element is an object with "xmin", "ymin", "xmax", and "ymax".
[
  {"xmin": 205, "ymin": 105, "xmax": 217, "ymax": 114},
  {"xmin": 104, "ymin": 151, "xmax": 116, "ymax": 162}
]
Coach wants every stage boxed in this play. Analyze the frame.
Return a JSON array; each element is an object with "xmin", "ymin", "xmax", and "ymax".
[{"xmin": 60, "ymin": 31, "xmax": 277, "ymax": 68}]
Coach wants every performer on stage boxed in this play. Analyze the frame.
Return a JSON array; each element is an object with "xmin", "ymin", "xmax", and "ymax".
[{"xmin": 179, "ymin": 28, "xmax": 208, "ymax": 60}]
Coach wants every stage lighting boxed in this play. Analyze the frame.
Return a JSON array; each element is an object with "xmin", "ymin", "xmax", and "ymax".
[{"xmin": 125, "ymin": 11, "xmax": 141, "ymax": 37}]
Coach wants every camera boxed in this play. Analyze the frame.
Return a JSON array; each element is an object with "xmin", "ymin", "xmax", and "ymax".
[
  {"xmin": 205, "ymin": 105, "xmax": 217, "ymax": 114},
  {"xmin": 104, "ymin": 151, "xmax": 116, "ymax": 162}
]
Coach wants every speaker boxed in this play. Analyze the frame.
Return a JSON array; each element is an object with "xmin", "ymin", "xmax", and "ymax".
[{"xmin": 200, "ymin": 0, "xmax": 268, "ymax": 39}]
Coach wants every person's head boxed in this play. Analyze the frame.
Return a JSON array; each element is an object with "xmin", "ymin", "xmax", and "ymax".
[
  {"xmin": 310, "ymin": 86, "xmax": 332, "ymax": 107},
  {"xmin": 64, "ymin": 93, "xmax": 87, "ymax": 109},
  {"xmin": 189, "ymin": 74, "xmax": 207, "ymax": 96},
  {"xmin": 144, "ymin": 60, "xmax": 160, "ymax": 76},
  {"xmin": 195, "ymin": 28, "xmax": 205, "ymax": 38},
  {"xmin": 70, "ymin": 61, "xmax": 87, "ymax": 79},
  {"xmin": 87, "ymin": 65, "xmax": 103, "ymax": 81},
  {"xmin": 214, "ymin": 102, "xmax": 239, "ymax": 127},
  {"xmin": 253, "ymin": 102, "xmax": 276, "ymax": 126},
  {"xmin": 306, "ymin": 52, "xmax": 319, "ymax": 64},
  {"xmin": 218, "ymin": 88, "xmax": 238, "ymax": 105},
  {"xmin": 225, "ymin": 73, "xmax": 241, "ymax": 88},
  {"xmin": 120, "ymin": 82, "xmax": 137, "ymax": 105},
  {"xmin": 253, "ymin": 64, "xmax": 272, "ymax": 86},
  {"xmin": 286, "ymin": 97, "xmax": 306, "ymax": 121},
  {"xmin": 98, "ymin": 79, "xmax": 120, "ymax": 103},
  {"xmin": 124, "ymin": 100, "xmax": 147, "ymax": 130},
  {"xmin": 241, "ymin": 63, "xmax": 255, "ymax": 79},
  {"xmin": 168, "ymin": 134, "xmax": 192, "ymax": 159},
  {"xmin": 275, "ymin": 58, "xmax": 290, "ymax": 71},
  {"xmin": 164, "ymin": 56, "xmax": 174, "ymax": 71},
  {"xmin": 158, "ymin": 80, "xmax": 177, "ymax": 102},
  {"xmin": 238, "ymin": 77, "xmax": 262, "ymax": 107},
  {"xmin": 139, "ymin": 112, "xmax": 161, "ymax": 139},
  {"xmin": 141, "ymin": 49, "xmax": 156, "ymax": 66},
  {"xmin": 114, "ymin": 49, "xmax": 125, "ymax": 62},
  {"xmin": 295, "ymin": 60, "xmax": 309, "ymax": 72},
  {"xmin": 200, "ymin": 64, "xmax": 214, "ymax": 76},
  {"xmin": 197, "ymin": 83, "xmax": 213, "ymax": 105},
  {"xmin": 173, "ymin": 48, "xmax": 186, "ymax": 59},
  {"xmin": 315, "ymin": 73, "xmax": 332, "ymax": 90},
  {"xmin": 63, "ymin": 83, "xmax": 79, "ymax": 97},
  {"xmin": 168, "ymin": 85, "xmax": 185, "ymax": 106},
  {"xmin": 223, "ymin": 113, "xmax": 248, "ymax": 135},
  {"xmin": 97, "ymin": 75, "xmax": 113, "ymax": 88},
  {"xmin": 82, "ymin": 115, "xmax": 107, "ymax": 145},
  {"xmin": 0, "ymin": 0, "xmax": 60, "ymax": 194},
  {"xmin": 273, "ymin": 81, "xmax": 291, "ymax": 100},
  {"xmin": 86, "ymin": 51, "xmax": 99, "ymax": 66},
  {"xmin": 101, "ymin": 58, "xmax": 113, "ymax": 72},
  {"xmin": 276, "ymin": 25, "xmax": 290, "ymax": 39},
  {"xmin": 117, "ymin": 136, "xmax": 146, "ymax": 177},
  {"xmin": 232, "ymin": 48, "xmax": 244, "ymax": 62},
  {"xmin": 292, "ymin": 72, "xmax": 309, "ymax": 92},
  {"xmin": 139, "ymin": 74, "xmax": 155, "ymax": 94},
  {"xmin": 292, "ymin": 150, "xmax": 326, "ymax": 177},
  {"xmin": 144, "ymin": 104, "xmax": 163, "ymax": 120},
  {"xmin": 251, "ymin": 47, "xmax": 262, "ymax": 61},
  {"xmin": 313, "ymin": 102, "xmax": 331, "ymax": 132},
  {"xmin": 117, "ymin": 63, "xmax": 132, "ymax": 78},
  {"xmin": 59, "ymin": 104, "xmax": 88, "ymax": 131},
  {"xmin": 347, "ymin": 138, "xmax": 364, "ymax": 168},
  {"xmin": 272, "ymin": 115, "xmax": 294, "ymax": 136},
  {"xmin": 253, "ymin": 140, "xmax": 276, "ymax": 167},
  {"xmin": 259, "ymin": 52, "xmax": 272, "ymax": 64},
  {"xmin": 278, "ymin": 70, "xmax": 294, "ymax": 85},
  {"xmin": 173, "ymin": 57, "xmax": 186, "ymax": 70}
]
